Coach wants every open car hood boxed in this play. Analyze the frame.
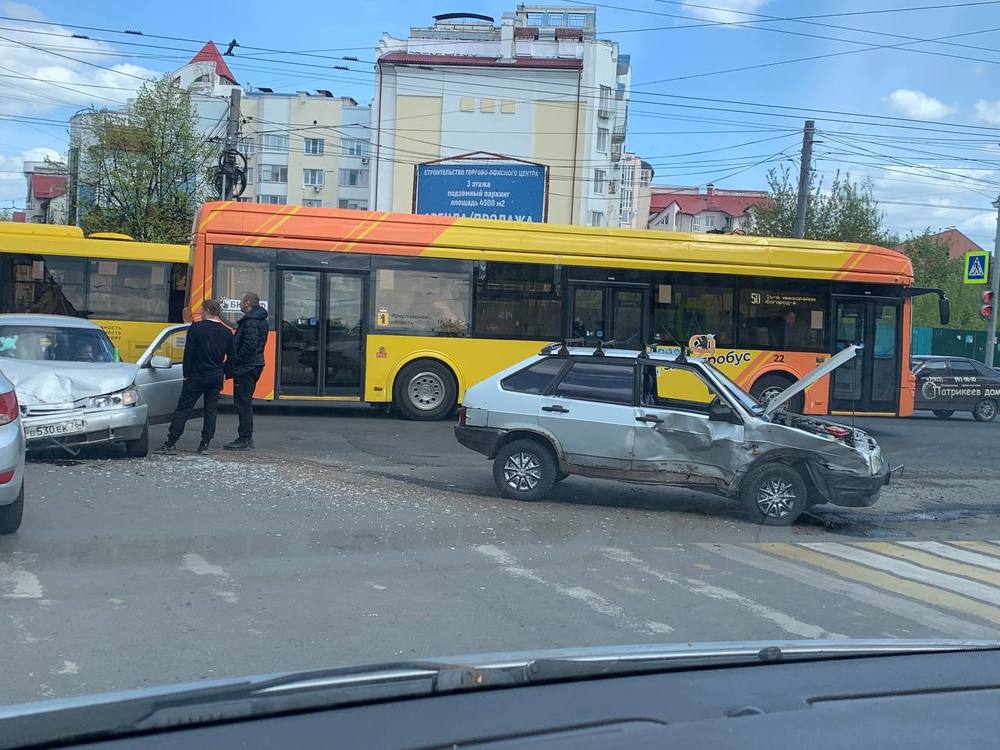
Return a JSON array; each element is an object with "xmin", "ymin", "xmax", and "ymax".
[
  {"xmin": 0, "ymin": 359, "xmax": 139, "ymax": 406},
  {"xmin": 762, "ymin": 344, "xmax": 860, "ymax": 418}
]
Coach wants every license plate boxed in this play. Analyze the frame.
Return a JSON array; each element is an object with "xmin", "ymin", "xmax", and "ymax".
[{"xmin": 25, "ymin": 419, "xmax": 86, "ymax": 440}]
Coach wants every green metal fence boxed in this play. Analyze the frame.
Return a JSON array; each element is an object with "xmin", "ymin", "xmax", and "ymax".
[{"xmin": 911, "ymin": 326, "xmax": 999, "ymax": 366}]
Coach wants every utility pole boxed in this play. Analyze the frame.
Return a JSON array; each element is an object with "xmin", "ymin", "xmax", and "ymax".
[
  {"xmin": 984, "ymin": 194, "xmax": 1000, "ymax": 368},
  {"xmin": 793, "ymin": 119, "xmax": 815, "ymax": 239},
  {"xmin": 220, "ymin": 88, "xmax": 242, "ymax": 200}
]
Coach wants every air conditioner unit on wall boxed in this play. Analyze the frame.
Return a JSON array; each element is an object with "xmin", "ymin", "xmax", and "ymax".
[
  {"xmin": 312, "ymin": 185, "xmax": 322, "ymax": 192},
  {"xmin": 608, "ymin": 181, "xmax": 618, "ymax": 194},
  {"xmin": 361, "ymin": 156, "xmax": 370, "ymax": 164}
]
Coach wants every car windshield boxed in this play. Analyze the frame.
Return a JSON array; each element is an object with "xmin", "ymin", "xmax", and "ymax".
[{"xmin": 0, "ymin": 325, "xmax": 117, "ymax": 363}]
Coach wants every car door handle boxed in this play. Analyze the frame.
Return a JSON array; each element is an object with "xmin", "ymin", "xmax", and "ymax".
[
  {"xmin": 542, "ymin": 405, "xmax": 569, "ymax": 413},
  {"xmin": 636, "ymin": 415, "xmax": 664, "ymax": 424}
]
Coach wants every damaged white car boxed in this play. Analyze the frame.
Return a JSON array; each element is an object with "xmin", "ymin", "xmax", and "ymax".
[
  {"xmin": 0, "ymin": 315, "xmax": 188, "ymax": 457},
  {"xmin": 456, "ymin": 343, "xmax": 892, "ymax": 525}
]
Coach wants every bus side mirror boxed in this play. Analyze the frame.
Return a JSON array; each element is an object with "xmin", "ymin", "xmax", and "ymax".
[{"xmin": 939, "ymin": 295, "xmax": 951, "ymax": 326}]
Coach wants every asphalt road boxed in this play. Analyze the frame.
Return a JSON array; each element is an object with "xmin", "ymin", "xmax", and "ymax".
[{"xmin": 2, "ymin": 407, "xmax": 1000, "ymax": 706}]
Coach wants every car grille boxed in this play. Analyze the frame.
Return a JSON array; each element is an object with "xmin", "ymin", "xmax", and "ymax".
[{"xmin": 21, "ymin": 402, "xmax": 86, "ymax": 418}]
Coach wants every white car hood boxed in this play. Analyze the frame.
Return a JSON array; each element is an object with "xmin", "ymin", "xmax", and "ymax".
[
  {"xmin": 762, "ymin": 344, "xmax": 861, "ymax": 418},
  {"xmin": 0, "ymin": 360, "xmax": 139, "ymax": 406}
]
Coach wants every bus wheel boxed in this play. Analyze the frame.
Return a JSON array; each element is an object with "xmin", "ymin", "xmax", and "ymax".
[
  {"xmin": 393, "ymin": 359, "xmax": 457, "ymax": 421},
  {"xmin": 750, "ymin": 373, "xmax": 803, "ymax": 413}
]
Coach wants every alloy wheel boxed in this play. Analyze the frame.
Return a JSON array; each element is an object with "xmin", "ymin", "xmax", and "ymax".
[
  {"xmin": 503, "ymin": 452, "xmax": 542, "ymax": 492},
  {"xmin": 756, "ymin": 478, "xmax": 797, "ymax": 518}
]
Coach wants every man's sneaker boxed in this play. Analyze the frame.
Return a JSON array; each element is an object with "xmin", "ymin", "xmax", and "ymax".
[
  {"xmin": 153, "ymin": 443, "xmax": 177, "ymax": 455},
  {"xmin": 197, "ymin": 441, "xmax": 210, "ymax": 454},
  {"xmin": 224, "ymin": 438, "xmax": 253, "ymax": 451}
]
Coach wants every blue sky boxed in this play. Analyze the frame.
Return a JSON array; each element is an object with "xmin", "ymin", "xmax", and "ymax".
[{"xmin": 2, "ymin": 0, "xmax": 1000, "ymax": 244}]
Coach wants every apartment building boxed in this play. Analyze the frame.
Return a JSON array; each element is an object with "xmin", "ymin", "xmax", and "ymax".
[{"xmin": 371, "ymin": 5, "xmax": 631, "ymax": 226}]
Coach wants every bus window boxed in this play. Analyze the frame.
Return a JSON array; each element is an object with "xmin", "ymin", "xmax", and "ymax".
[
  {"xmin": 375, "ymin": 267, "xmax": 470, "ymax": 336},
  {"xmin": 653, "ymin": 283, "xmax": 733, "ymax": 346},
  {"xmin": 738, "ymin": 286, "xmax": 828, "ymax": 352},
  {"xmin": 474, "ymin": 262, "xmax": 561, "ymax": 339},
  {"xmin": 6, "ymin": 255, "xmax": 86, "ymax": 316},
  {"xmin": 215, "ymin": 259, "xmax": 272, "ymax": 326},
  {"xmin": 169, "ymin": 263, "xmax": 188, "ymax": 323},
  {"xmin": 87, "ymin": 260, "xmax": 170, "ymax": 322}
]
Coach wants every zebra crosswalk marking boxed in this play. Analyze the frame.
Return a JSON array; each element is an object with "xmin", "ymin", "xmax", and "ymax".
[
  {"xmin": 951, "ymin": 541, "xmax": 1000, "ymax": 561},
  {"xmin": 857, "ymin": 543, "xmax": 1000, "ymax": 587}
]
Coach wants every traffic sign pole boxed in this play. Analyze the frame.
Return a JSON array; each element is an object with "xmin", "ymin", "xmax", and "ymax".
[{"xmin": 985, "ymin": 195, "xmax": 1000, "ymax": 368}]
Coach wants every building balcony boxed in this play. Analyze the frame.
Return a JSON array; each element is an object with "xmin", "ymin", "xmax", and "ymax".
[{"xmin": 612, "ymin": 123, "xmax": 627, "ymax": 143}]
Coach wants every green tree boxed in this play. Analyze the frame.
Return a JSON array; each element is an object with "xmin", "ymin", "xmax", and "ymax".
[
  {"xmin": 80, "ymin": 76, "xmax": 216, "ymax": 243},
  {"xmin": 749, "ymin": 166, "xmax": 891, "ymax": 245},
  {"xmin": 0, "ymin": 208, "xmax": 12, "ymax": 222},
  {"xmin": 898, "ymin": 230, "xmax": 985, "ymax": 329}
]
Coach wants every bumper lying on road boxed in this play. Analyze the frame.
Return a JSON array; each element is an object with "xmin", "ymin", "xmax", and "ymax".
[
  {"xmin": 455, "ymin": 426, "xmax": 503, "ymax": 458},
  {"xmin": 23, "ymin": 404, "xmax": 147, "ymax": 451},
  {"xmin": 0, "ymin": 423, "xmax": 25, "ymax": 505}
]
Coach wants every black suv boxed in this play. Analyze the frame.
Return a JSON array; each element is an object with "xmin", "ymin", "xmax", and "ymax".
[{"xmin": 912, "ymin": 355, "xmax": 1000, "ymax": 422}]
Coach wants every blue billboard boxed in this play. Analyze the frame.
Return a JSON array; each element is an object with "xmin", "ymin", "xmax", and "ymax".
[{"xmin": 414, "ymin": 161, "xmax": 547, "ymax": 222}]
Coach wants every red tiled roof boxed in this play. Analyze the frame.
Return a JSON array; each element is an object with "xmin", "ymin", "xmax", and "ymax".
[
  {"xmin": 189, "ymin": 41, "xmax": 238, "ymax": 85},
  {"xmin": 649, "ymin": 191, "xmax": 770, "ymax": 218},
  {"xmin": 379, "ymin": 52, "xmax": 582, "ymax": 69},
  {"xmin": 895, "ymin": 228, "xmax": 982, "ymax": 261},
  {"xmin": 29, "ymin": 174, "xmax": 67, "ymax": 200}
]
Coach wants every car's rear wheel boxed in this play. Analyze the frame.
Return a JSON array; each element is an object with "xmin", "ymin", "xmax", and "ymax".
[
  {"xmin": 125, "ymin": 423, "xmax": 149, "ymax": 458},
  {"xmin": 750, "ymin": 373, "xmax": 803, "ymax": 413},
  {"xmin": 0, "ymin": 482, "xmax": 24, "ymax": 535},
  {"xmin": 493, "ymin": 439, "xmax": 557, "ymax": 502},
  {"xmin": 973, "ymin": 398, "xmax": 998, "ymax": 423},
  {"xmin": 740, "ymin": 463, "xmax": 808, "ymax": 526},
  {"xmin": 932, "ymin": 409, "xmax": 954, "ymax": 419},
  {"xmin": 393, "ymin": 359, "xmax": 457, "ymax": 421}
]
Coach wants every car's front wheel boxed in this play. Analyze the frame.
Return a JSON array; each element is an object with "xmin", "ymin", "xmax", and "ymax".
[
  {"xmin": 973, "ymin": 398, "xmax": 998, "ymax": 423},
  {"xmin": 493, "ymin": 439, "xmax": 557, "ymax": 502},
  {"xmin": 125, "ymin": 423, "xmax": 149, "ymax": 457},
  {"xmin": 740, "ymin": 463, "xmax": 808, "ymax": 525},
  {"xmin": 932, "ymin": 409, "xmax": 954, "ymax": 419},
  {"xmin": 0, "ymin": 482, "xmax": 24, "ymax": 535}
]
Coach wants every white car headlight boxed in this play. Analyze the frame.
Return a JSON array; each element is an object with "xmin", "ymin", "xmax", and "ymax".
[{"xmin": 90, "ymin": 386, "xmax": 139, "ymax": 409}]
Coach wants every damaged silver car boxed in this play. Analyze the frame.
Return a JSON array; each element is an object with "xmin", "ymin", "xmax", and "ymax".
[
  {"xmin": 455, "ymin": 343, "xmax": 891, "ymax": 525},
  {"xmin": 0, "ymin": 315, "xmax": 188, "ymax": 457}
]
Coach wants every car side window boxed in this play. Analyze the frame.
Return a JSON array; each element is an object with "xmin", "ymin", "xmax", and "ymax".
[
  {"xmin": 972, "ymin": 361, "xmax": 997, "ymax": 377},
  {"xmin": 641, "ymin": 364, "xmax": 718, "ymax": 413},
  {"xmin": 552, "ymin": 361, "xmax": 635, "ymax": 405},
  {"xmin": 950, "ymin": 360, "xmax": 977, "ymax": 376},
  {"xmin": 916, "ymin": 360, "xmax": 948, "ymax": 375},
  {"xmin": 501, "ymin": 358, "xmax": 566, "ymax": 394}
]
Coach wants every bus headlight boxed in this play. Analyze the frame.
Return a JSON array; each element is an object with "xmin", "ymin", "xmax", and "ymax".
[{"xmin": 90, "ymin": 386, "xmax": 139, "ymax": 409}]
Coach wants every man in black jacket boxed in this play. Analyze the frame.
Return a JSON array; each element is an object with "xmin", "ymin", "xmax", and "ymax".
[
  {"xmin": 154, "ymin": 299, "xmax": 233, "ymax": 455},
  {"xmin": 224, "ymin": 292, "xmax": 269, "ymax": 451}
]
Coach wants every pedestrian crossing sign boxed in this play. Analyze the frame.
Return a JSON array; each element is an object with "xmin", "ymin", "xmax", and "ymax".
[{"xmin": 964, "ymin": 250, "xmax": 989, "ymax": 284}]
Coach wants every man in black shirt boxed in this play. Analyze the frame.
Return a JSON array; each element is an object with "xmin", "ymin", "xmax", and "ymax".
[
  {"xmin": 224, "ymin": 292, "xmax": 269, "ymax": 451},
  {"xmin": 154, "ymin": 299, "xmax": 233, "ymax": 455}
]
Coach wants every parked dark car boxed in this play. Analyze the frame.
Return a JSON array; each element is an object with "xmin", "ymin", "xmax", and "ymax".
[{"xmin": 912, "ymin": 355, "xmax": 1000, "ymax": 422}]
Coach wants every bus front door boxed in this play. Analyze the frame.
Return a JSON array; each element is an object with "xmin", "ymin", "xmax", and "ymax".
[
  {"xmin": 569, "ymin": 284, "xmax": 647, "ymax": 349},
  {"xmin": 278, "ymin": 270, "xmax": 365, "ymax": 398},
  {"xmin": 830, "ymin": 297, "xmax": 902, "ymax": 414}
]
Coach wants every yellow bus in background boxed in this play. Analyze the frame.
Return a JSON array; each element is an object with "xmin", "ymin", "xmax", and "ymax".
[
  {"xmin": 189, "ymin": 202, "xmax": 943, "ymax": 420},
  {"xmin": 0, "ymin": 222, "xmax": 188, "ymax": 361}
]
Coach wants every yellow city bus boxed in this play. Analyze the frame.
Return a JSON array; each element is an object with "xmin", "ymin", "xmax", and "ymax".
[
  {"xmin": 188, "ymin": 201, "xmax": 945, "ymax": 419},
  {"xmin": 0, "ymin": 222, "xmax": 188, "ymax": 360}
]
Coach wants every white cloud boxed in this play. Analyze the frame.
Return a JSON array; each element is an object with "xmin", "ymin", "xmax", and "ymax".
[
  {"xmin": 679, "ymin": 0, "xmax": 771, "ymax": 24},
  {"xmin": 0, "ymin": 3, "xmax": 161, "ymax": 117},
  {"xmin": 883, "ymin": 89, "xmax": 956, "ymax": 120},
  {"xmin": 0, "ymin": 145, "xmax": 61, "ymax": 204},
  {"xmin": 975, "ymin": 99, "xmax": 1000, "ymax": 125}
]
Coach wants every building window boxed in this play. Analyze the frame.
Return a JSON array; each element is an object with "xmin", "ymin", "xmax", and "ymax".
[
  {"xmin": 303, "ymin": 168, "xmax": 324, "ymax": 187},
  {"xmin": 738, "ymin": 283, "xmax": 828, "ymax": 352},
  {"xmin": 239, "ymin": 137, "xmax": 255, "ymax": 156},
  {"xmin": 547, "ymin": 12, "xmax": 565, "ymax": 26},
  {"xmin": 654, "ymin": 283, "xmax": 734, "ymax": 347},
  {"xmin": 480, "ymin": 97, "xmax": 495, "ymax": 113},
  {"xmin": 474, "ymin": 262, "xmax": 561, "ymax": 339},
  {"xmin": 593, "ymin": 168, "xmax": 606, "ymax": 193},
  {"xmin": 304, "ymin": 137, "xmax": 325, "ymax": 155},
  {"xmin": 245, "ymin": 167, "xmax": 253, "ymax": 184},
  {"xmin": 460, "ymin": 96, "xmax": 475, "ymax": 112},
  {"xmin": 338, "ymin": 199, "xmax": 369, "ymax": 210},
  {"xmin": 590, "ymin": 211, "xmax": 604, "ymax": 227},
  {"xmin": 598, "ymin": 85, "xmax": 612, "ymax": 112},
  {"xmin": 342, "ymin": 138, "xmax": 367, "ymax": 156},
  {"xmin": 339, "ymin": 168, "xmax": 369, "ymax": 188},
  {"xmin": 261, "ymin": 133, "xmax": 289, "ymax": 152},
  {"xmin": 596, "ymin": 127, "xmax": 609, "ymax": 153},
  {"xmin": 303, "ymin": 199, "xmax": 322, "ymax": 207},
  {"xmin": 260, "ymin": 164, "xmax": 288, "ymax": 183},
  {"xmin": 501, "ymin": 99, "xmax": 516, "ymax": 114},
  {"xmin": 526, "ymin": 12, "xmax": 545, "ymax": 25},
  {"xmin": 640, "ymin": 168, "xmax": 651, "ymax": 186},
  {"xmin": 258, "ymin": 194, "xmax": 286, "ymax": 204},
  {"xmin": 693, "ymin": 217, "xmax": 702, "ymax": 231},
  {"xmin": 568, "ymin": 13, "xmax": 588, "ymax": 27},
  {"xmin": 704, "ymin": 215, "xmax": 716, "ymax": 228},
  {"xmin": 374, "ymin": 267, "xmax": 470, "ymax": 336}
]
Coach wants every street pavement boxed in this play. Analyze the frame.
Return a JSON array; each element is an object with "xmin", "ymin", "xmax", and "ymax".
[{"xmin": 2, "ymin": 406, "xmax": 1000, "ymax": 705}]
